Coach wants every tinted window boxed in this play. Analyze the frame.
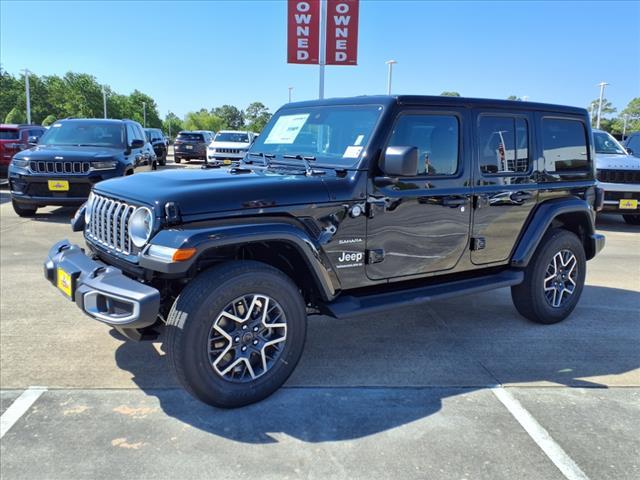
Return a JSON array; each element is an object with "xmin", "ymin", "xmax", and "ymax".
[
  {"xmin": 0, "ymin": 128, "xmax": 19, "ymax": 140},
  {"xmin": 387, "ymin": 114, "xmax": 459, "ymax": 175},
  {"xmin": 215, "ymin": 132, "xmax": 250, "ymax": 143},
  {"xmin": 177, "ymin": 132, "xmax": 205, "ymax": 142},
  {"xmin": 478, "ymin": 116, "xmax": 529, "ymax": 174},
  {"xmin": 39, "ymin": 121, "xmax": 125, "ymax": 148},
  {"xmin": 627, "ymin": 134, "xmax": 640, "ymax": 152},
  {"xmin": 594, "ymin": 131, "xmax": 626, "ymax": 155},
  {"xmin": 542, "ymin": 118, "xmax": 589, "ymax": 172}
]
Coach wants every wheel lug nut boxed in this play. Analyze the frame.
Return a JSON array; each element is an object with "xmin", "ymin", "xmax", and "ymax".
[
  {"xmin": 253, "ymin": 326, "xmax": 259, "ymax": 332},
  {"xmin": 234, "ymin": 337, "xmax": 239, "ymax": 343},
  {"xmin": 241, "ymin": 346, "xmax": 247, "ymax": 352},
  {"xmin": 242, "ymin": 325, "xmax": 247, "ymax": 330},
  {"xmin": 253, "ymin": 340, "xmax": 258, "ymax": 345}
]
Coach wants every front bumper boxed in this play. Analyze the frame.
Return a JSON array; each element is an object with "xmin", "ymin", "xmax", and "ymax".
[
  {"xmin": 597, "ymin": 181, "xmax": 640, "ymax": 213},
  {"xmin": 44, "ymin": 240, "xmax": 160, "ymax": 329}
]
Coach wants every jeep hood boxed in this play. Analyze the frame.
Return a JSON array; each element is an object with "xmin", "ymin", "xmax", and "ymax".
[
  {"xmin": 14, "ymin": 145, "xmax": 122, "ymax": 161},
  {"xmin": 595, "ymin": 153, "xmax": 640, "ymax": 170},
  {"xmin": 93, "ymin": 167, "xmax": 331, "ymax": 217}
]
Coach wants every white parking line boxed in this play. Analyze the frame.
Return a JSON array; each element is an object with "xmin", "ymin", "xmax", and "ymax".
[
  {"xmin": 0, "ymin": 386, "xmax": 47, "ymax": 439},
  {"xmin": 492, "ymin": 387, "xmax": 590, "ymax": 480}
]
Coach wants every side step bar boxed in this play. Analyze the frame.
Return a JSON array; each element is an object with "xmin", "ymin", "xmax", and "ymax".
[{"xmin": 325, "ymin": 270, "xmax": 524, "ymax": 319}]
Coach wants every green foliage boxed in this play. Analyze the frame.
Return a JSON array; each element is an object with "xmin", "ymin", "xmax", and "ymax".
[
  {"xmin": 212, "ymin": 105, "xmax": 244, "ymax": 130},
  {"xmin": 244, "ymin": 102, "xmax": 271, "ymax": 132},
  {"xmin": 440, "ymin": 91, "xmax": 461, "ymax": 97},
  {"xmin": 507, "ymin": 95, "xmax": 522, "ymax": 101},
  {"xmin": 5, "ymin": 107, "xmax": 27, "ymax": 124},
  {"xmin": 588, "ymin": 98, "xmax": 616, "ymax": 121},
  {"xmin": 163, "ymin": 112, "xmax": 184, "ymax": 140},
  {"xmin": 42, "ymin": 114, "xmax": 57, "ymax": 126},
  {"xmin": 183, "ymin": 109, "xmax": 225, "ymax": 132}
]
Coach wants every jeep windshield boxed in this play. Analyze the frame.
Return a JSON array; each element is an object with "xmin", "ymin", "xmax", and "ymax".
[
  {"xmin": 594, "ymin": 131, "xmax": 627, "ymax": 155},
  {"xmin": 215, "ymin": 132, "xmax": 249, "ymax": 143},
  {"xmin": 38, "ymin": 122, "xmax": 125, "ymax": 148},
  {"xmin": 249, "ymin": 105, "xmax": 383, "ymax": 168}
]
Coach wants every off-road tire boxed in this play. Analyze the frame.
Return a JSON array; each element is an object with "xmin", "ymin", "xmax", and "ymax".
[
  {"xmin": 511, "ymin": 228, "xmax": 586, "ymax": 324},
  {"xmin": 165, "ymin": 261, "xmax": 307, "ymax": 408},
  {"xmin": 159, "ymin": 151, "xmax": 167, "ymax": 166},
  {"xmin": 623, "ymin": 214, "xmax": 640, "ymax": 225},
  {"xmin": 11, "ymin": 200, "xmax": 37, "ymax": 217},
  {"xmin": 174, "ymin": 157, "xmax": 181, "ymax": 164}
]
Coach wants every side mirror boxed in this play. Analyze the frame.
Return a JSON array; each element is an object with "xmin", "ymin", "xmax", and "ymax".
[
  {"xmin": 381, "ymin": 146, "xmax": 419, "ymax": 177},
  {"xmin": 626, "ymin": 147, "xmax": 634, "ymax": 155},
  {"xmin": 28, "ymin": 136, "xmax": 39, "ymax": 146},
  {"xmin": 130, "ymin": 139, "xmax": 145, "ymax": 149}
]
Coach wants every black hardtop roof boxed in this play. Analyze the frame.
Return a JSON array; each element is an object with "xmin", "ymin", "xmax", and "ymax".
[
  {"xmin": 285, "ymin": 95, "xmax": 587, "ymax": 115},
  {"xmin": 56, "ymin": 118, "xmax": 134, "ymax": 124}
]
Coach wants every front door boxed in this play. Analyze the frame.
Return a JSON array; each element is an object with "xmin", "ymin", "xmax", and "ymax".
[
  {"xmin": 470, "ymin": 110, "xmax": 538, "ymax": 264},
  {"xmin": 366, "ymin": 109, "xmax": 472, "ymax": 280}
]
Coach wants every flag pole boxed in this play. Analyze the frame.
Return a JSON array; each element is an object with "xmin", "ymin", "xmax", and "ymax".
[{"xmin": 318, "ymin": 0, "xmax": 327, "ymax": 99}]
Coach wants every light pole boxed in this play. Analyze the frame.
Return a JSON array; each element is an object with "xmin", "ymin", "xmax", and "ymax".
[
  {"xmin": 596, "ymin": 81, "xmax": 609, "ymax": 129},
  {"xmin": 22, "ymin": 69, "xmax": 31, "ymax": 124},
  {"xmin": 622, "ymin": 114, "xmax": 629, "ymax": 141},
  {"xmin": 386, "ymin": 60, "xmax": 397, "ymax": 96},
  {"xmin": 288, "ymin": 86, "xmax": 294, "ymax": 103},
  {"xmin": 102, "ymin": 86, "xmax": 107, "ymax": 119},
  {"xmin": 142, "ymin": 102, "xmax": 146, "ymax": 127},
  {"xmin": 167, "ymin": 111, "xmax": 172, "ymax": 139}
]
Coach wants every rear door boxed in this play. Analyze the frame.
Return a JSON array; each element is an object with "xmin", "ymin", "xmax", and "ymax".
[
  {"xmin": 365, "ymin": 107, "xmax": 472, "ymax": 280},
  {"xmin": 470, "ymin": 110, "xmax": 538, "ymax": 265}
]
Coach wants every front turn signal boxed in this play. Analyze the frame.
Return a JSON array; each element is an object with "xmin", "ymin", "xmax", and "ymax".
[{"xmin": 172, "ymin": 248, "xmax": 197, "ymax": 262}]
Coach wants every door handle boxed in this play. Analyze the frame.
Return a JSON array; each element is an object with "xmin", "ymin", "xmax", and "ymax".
[{"xmin": 442, "ymin": 196, "xmax": 468, "ymax": 207}]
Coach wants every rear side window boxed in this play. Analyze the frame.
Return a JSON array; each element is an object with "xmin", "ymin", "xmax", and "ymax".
[
  {"xmin": 477, "ymin": 116, "xmax": 529, "ymax": 174},
  {"xmin": 387, "ymin": 114, "xmax": 459, "ymax": 176},
  {"xmin": 177, "ymin": 133, "xmax": 204, "ymax": 142},
  {"xmin": 0, "ymin": 129, "xmax": 19, "ymax": 140},
  {"xmin": 627, "ymin": 134, "xmax": 640, "ymax": 152},
  {"xmin": 542, "ymin": 118, "xmax": 589, "ymax": 172}
]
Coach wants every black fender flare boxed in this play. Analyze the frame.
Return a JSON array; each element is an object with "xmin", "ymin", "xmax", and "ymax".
[
  {"xmin": 140, "ymin": 220, "xmax": 339, "ymax": 301},
  {"xmin": 511, "ymin": 197, "xmax": 602, "ymax": 268}
]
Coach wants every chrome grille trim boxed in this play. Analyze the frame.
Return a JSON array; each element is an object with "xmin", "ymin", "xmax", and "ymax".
[
  {"xmin": 29, "ymin": 161, "xmax": 90, "ymax": 174},
  {"xmin": 86, "ymin": 193, "xmax": 136, "ymax": 255}
]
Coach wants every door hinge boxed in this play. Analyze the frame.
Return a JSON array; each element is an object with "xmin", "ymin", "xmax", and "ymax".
[
  {"xmin": 470, "ymin": 237, "xmax": 486, "ymax": 251},
  {"xmin": 473, "ymin": 195, "xmax": 489, "ymax": 209},
  {"xmin": 366, "ymin": 249, "xmax": 385, "ymax": 264}
]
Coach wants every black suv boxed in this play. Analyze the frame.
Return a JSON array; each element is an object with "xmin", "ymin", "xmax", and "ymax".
[
  {"xmin": 173, "ymin": 130, "xmax": 212, "ymax": 163},
  {"xmin": 144, "ymin": 128, "xmax": 168, "ymax": 166},
  {"xmin": 9, "ymin": 118, "xmax": 157, "ymax": 217},
  {"xmin": 44, "ymin": 96, "xmax": 605, "ymax": 408}
]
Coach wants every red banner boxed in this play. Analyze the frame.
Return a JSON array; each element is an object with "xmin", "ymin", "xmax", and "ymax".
[
  {"xmin": 287, "ymin": 0, "xmax": 320, "ymax": 64},
  {"xmin": 325, "ymin": 0, "xmax": 359, "ymax": 65}
]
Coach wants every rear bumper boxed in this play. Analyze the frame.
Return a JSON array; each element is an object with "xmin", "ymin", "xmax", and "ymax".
[{"xmin": 44, "ymin": 240, "xmax": 161, "ymax": 329}]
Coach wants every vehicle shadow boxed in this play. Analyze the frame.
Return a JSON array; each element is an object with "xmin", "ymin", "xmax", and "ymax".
[
  {"xmin": 113, "ymin": 284, "xmax": 640, "ymax": 444},
  {"xmin": 596, "ymin": 213, "xmax": 639, "ymax": 233},
  {"xmin": 0, "ymin": 190, "xmax": 10, "ymax": 205},
  {"xmin": 31, "ymin": 206, "xmax": 77, "ymax": 224}
]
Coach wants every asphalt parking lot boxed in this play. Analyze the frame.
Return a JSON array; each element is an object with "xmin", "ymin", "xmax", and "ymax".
[{"xmin": 1, "ymin": 154, "xmax": 639, "ymax": 480}]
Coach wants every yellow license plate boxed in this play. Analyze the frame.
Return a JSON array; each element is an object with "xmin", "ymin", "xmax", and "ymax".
[
  {"xmin": 619, "ymin": 199, "xmax": 638, "ymax": 209},
  {"xmin": 57, "ymin": 268, "xmax": 73, "ymax": 297},
  {"xmin": 223, "ymin": 159, "xmax": 232, "ymax": 165},
  {"xmin": 48, "ymin": 180, "xmax": 69, "ymax": 191}
]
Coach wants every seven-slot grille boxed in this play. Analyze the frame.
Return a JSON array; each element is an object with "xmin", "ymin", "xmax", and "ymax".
[
  {"xmin": 30, "ymin": 161, "xmax": 90, "ymax": 174},
  {"xmin": 597, "ymin": 169, "xmax": 640, "ymax": 184},
  {"xmin": 86, "ymin": 194, "xmax": 137, "ymax": 255},
  {"xmin": 214, "ymin": 148, "xmax": 241, "ymax": 154}
]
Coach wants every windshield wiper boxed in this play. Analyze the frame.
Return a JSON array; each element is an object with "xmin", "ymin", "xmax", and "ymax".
[
  {"xmin": 282, "ymin": 154, "xmax": 320, "ymax": 176},
  {"xmin": 245, "ymin": 151, "xmax": 275, "ymax": 168}
]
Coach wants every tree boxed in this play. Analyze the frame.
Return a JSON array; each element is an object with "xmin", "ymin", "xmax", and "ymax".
[
  {"xmin": 213, "ymin": 105, "xmax": 244, "ymax": 129},
  {"xmin": 440, "ymin": 91, "xmax": 461, "ymax": 97},
  {"xmin": 244, "ymin": 102, "xmax": 271, "ymax": 132},
  {"xmin": 163, "ymin": 112, "xmax": 184, "ymax": 139},
  {"xmin": 608, "ymin": 97, "xmax": 640, "ymax": 135},
  {"xmin": 42, "ymin": 114, "xmax": 57, "ymax": 126},
  {"xmin": 183, "ymin": 109, "xmax": 224, "ymax": 132},
  {"xmin": 507, "ymin": 95, "xmax": 522, "ymax": 101},
  {"xmin": 0, "ymin": 68, "xmax": 21, "ymax": 123},
  {"xmin": 5, "ymin": 107, "xmax": 26, "ymax": 124},
  {"xmin": 588, "ymin": 97, "xmax": 616, "ymax": 125}
]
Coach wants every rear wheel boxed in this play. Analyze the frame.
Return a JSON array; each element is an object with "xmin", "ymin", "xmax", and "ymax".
[
  {"xmin": 623, "ymin": 214, "xmax": 640, "ymax": 225},
  {"xmin": 511, "ymin": 229, "xmax": 586, "ymax": 324},
  {"xmin": 159, "ymin": 150, "xmax": 167, "ymax": 166},
  {"xmin": 11, "ymin": 200, "xmax": 37, "ymax": 217},
  {"xmin": 175, "ymin": 157, "xmax": 181, "ymax": 164},
  {"xmin": 165, "ymin": 261, "xmax": 307, "ymax": 408}
]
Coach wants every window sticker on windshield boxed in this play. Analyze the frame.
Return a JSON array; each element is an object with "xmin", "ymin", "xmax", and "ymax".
[
  {"xmin": 264, "ymin": 114, "xmax": 309, "ymax": 144},
  {"xmin": 343, "ymin": 146, "xmax": 363, "ymax": 158},
  {"xmin": 354, "ymin": 134, "xmax": 364, "ymax": 146}
]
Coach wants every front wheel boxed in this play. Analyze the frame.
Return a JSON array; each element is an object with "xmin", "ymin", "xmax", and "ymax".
[
  {"xmin": 511, "ymin": 229, "xmax": 586, "ymax": 324},
  {"xmin": 623, "ymin": 214, "xmax": 640, "ymax": 225},
  {"xmin": 175, "ymin": 157, "xmax": 181, "ymax": 164},
  {"xmin": 165, "ymin": 261, "xmax": 307, "ymax": 408}
]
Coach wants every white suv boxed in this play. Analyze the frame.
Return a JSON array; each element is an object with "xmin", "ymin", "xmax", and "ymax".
[
  {"xmin": 594, "ymin": 129, "xmax": 640, "ymax": 225},
  {"xmin": 206, "ymin": 130, "xmax": 256, "ymax": 166}
]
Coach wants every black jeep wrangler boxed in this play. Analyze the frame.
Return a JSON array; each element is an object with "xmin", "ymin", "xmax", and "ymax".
[{"xmin": 44, "ymin": 96, "xmax": 605, "ymax": 408}]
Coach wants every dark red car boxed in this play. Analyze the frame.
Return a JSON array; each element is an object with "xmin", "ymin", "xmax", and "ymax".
[{"xmin": 1, "ymin": 124, "xmax": 46, "ymax": 179}]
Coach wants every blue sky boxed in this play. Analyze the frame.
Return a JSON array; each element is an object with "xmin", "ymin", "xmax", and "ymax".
[{"xmin": 1, "ymin": 0, "xmax": 639, "ymax": 118}]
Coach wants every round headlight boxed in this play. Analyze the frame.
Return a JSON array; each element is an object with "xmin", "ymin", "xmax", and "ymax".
[
  {"xmin": 129, "ymin": 207, "xmax": 154, "ymax": 248},
  {"xmin": 84, "ymin": 192, "xmax": 95, "ymax": 224}
]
